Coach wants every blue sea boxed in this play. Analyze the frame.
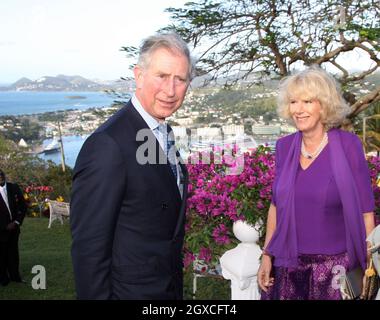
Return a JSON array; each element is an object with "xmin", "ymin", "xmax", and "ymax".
[
  {"xmin": 0, "ymin": 91, "xmax": 116, "ymax": 116},
  {"xmin": 0, "ymin": 91, "xmax": 120, "ymax": 168},
  {"xmin": 39, "ymin": 135, "xmax": 89, "ymax": 169}
]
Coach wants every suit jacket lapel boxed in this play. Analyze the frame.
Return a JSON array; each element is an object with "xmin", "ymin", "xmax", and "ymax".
[
  {"xmin": 0, "ymin": 184, "xmax": 12, "ymax": 216},
  {"xmin": 0, "ymin": 193, "xmax": 9, "ymax": 215},
  {"xmin": 6, "ymin": 183, "xmax": 15, "ymax": 214},
  {"xmin": 126, "ymin": 100, "xmax": 188, "ymax": 238},
  {"xmin": 173, "ymin": 160, "xmax": 188, "ymax": 238},
  {"xmin": 155, "ymin": 140, "xmax": 182, "ymax": 200},
  {"xmin": 127, "ymin": 101, "xmax": 182, "ymax": 201}
]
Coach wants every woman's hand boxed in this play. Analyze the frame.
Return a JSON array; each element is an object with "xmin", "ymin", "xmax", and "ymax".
[{"xmin": 258, "ymin": 254, "xmax": 274, "ymax": 292}]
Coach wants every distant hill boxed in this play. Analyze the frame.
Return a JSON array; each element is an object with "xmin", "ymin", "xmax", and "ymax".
[
  {"xmin": 365, "ymin": 71, "xmax": 380, "ymax": 86},
  {"xmin": 1, "ymin": 70, "xmax": 377, "ymax": 93},
  {"xmin": 190, "ymin": 70, "xmax": 280, "ymax": 89},
  {"xmin": 12, "ymin": 77, "xmax": 33, "ymax": 87},
  {"xmin": 0, "ymin": 75, "xmax": 134, "ymax": 92}
]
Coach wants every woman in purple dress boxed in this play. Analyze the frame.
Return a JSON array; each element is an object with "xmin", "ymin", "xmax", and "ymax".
[{"xmin": 258, "ymin": 65, "xmax": 376, "ymax": 300}]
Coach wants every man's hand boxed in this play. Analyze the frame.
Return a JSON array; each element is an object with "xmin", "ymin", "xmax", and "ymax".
[{"xmin": 6, "ymin": 222, "xmax": 18, "ymax": 231}]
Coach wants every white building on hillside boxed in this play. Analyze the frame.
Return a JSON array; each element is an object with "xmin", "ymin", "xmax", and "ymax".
[
  {"xmin": 222, "ymin": 125, "xmax": 245, "ymax": 137},
  {"xmin": 18, "ymin": 138, "xmax": 28, "ymax": 148},
  {"xmin": 252, "ymin": 125, "xmax": 281, "ymax": 135},
  {"xmin": 172, "ymin": 126, "xmax": 187, "ymax": 138},
  {"xmin": 197, "ymin": 127, "xmax": 221, "ymax": 138}
]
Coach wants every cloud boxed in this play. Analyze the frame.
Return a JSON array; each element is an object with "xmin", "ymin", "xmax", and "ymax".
[{"xmin": 0, "ymin": 41, "xmax": 16, "ymax": 46}]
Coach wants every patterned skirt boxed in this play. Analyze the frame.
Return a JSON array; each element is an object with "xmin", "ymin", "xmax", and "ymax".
[{"xmin": 261, "ymin": 252, "xmax": 349, "ymax": 300}]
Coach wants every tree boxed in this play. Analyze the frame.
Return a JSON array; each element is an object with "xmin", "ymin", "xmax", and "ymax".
[
  {"xmin": 126, "ymin": 0, "xmax": 379, "ymax": 122},
  {"xmin": 0, "ymin": 134, "xmax": 73, "ymax": 200},
  {"xmin": 356, "ymin": 102, "xmax": 380, "ymax": 154}
]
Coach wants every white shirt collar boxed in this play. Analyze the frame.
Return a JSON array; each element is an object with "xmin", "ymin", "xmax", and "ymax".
[
  {"xmin": 0, "ymin": 182, "xmax": 11, "ymax": 217},
  {"xmin": 131, "ymin": 94, "xmax": 163, "ymax": 131},
  {"xmin": 0, "ymin": 182, "xmax": 9, "ymax": 202},
  {"xmin": 0, "ymin": 182, "xmax": 7, "ymax": 191}
]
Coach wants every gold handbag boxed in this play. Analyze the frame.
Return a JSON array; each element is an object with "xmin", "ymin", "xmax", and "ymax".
[
  {"xmin": 340, "ymin": 246, "xmax": 379, "ymax": 300},
  {"xmin": 340, "ymin": 267, "xmax": 364, "ymax": 300},
  {"xmin": 361, "ymin": 257, "xmax": 379, "ymax": 300}
]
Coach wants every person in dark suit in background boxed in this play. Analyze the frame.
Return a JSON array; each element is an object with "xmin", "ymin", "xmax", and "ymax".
[
  {"xmin": 0, "ymin": 169, "xmax": 27, "ymax": 286},
  {"xmin": 70, "ymin": 32, "xmax": 194, "ymax": 299}
]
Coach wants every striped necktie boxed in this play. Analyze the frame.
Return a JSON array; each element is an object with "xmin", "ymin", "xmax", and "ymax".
[
  {"xmin": 166, "ymin": 124, "xmax": 178, "ymax": 181},
  {"xmin": 158, "ymin": 124, "xmax": 178, "ymax": 181}
]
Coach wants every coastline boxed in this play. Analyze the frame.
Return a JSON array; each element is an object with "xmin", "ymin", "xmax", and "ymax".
[
  {"xmin": 1, "ymin": 103, "xmax": 124, "ymax": 160},
  {"xmin": 37, "ymin": 134, "xmax": 91, "ymax": 168}
]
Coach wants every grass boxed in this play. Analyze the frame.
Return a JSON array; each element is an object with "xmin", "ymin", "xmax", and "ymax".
[
  {"xmin": 183, "ymin": 272, "xmax": 230, "ymax": 300},
  {"xmin": 0, "ymin": 217, "xmax": 230, "ymax": 300},
  {"xmin": 0, "ymin": 217, "xmax": 75, "ymax": 300}
]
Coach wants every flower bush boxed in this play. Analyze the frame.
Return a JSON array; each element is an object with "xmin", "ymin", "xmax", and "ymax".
[
  {"xmin": 184, "ymin": 145, "xmax": 275, "ymax": 270},
  {"xmin": 24, "ymin": 185, "xmax": 54, "ymax": 217},
  {"xmin": 367, "ymin": 156, "xmax": 380, "ymax": 217},
  {"xmin": 184, "ymin": 148, "xmax": 380, "ymax": 271}
]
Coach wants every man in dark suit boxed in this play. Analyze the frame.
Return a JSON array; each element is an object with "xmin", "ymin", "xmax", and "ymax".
[
  {"xmin": 0, "ymin": 169, "xmax": 27, "ymax": 286},
  {"xmin": 70, "ymin": 32, "xmax": 193, "ymax": 299}
]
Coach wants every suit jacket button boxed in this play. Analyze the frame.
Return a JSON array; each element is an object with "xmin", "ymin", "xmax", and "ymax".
[{"xmin": 162, "ymin": 203, "xmax": 168, "ymax": 209}]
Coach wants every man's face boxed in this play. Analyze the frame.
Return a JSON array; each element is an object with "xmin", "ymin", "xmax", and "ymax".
[
  {"xmin": 134, "ymin": 47, "xmax": 190, "ymax": 122},
  {"xmin": 0, "ymin": 171, "xmax": 5, "ymax": 187}
]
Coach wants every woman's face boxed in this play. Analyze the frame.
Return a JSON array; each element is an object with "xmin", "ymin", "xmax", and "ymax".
[{"xmin": 289, "ymin": 98, "xmax": 324, "ymax": 134}]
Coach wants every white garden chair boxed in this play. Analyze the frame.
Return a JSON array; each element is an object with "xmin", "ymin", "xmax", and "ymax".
[{"xmin": 46, "ymin": 199, "xmax": 70, "ymax": 228}]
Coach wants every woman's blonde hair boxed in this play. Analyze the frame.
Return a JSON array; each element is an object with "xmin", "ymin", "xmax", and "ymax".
[{"xmin": 277, "ymin": 65, "xmax": 350, "ymax": 128}]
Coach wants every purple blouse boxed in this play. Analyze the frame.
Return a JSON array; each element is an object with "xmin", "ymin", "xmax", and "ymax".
[{"xmin": 272, "ymin": 130, "xmax": 375, "ymax": 255}]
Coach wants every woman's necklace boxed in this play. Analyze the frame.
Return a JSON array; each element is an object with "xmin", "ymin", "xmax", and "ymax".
[{"xmin": 301, "ymin": 132, "xmax": 328, "ymax": 160}]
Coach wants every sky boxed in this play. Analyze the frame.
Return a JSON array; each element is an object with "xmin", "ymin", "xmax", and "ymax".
[
  {"xmin": 0, "ymin": 1, "xmax": 376, "ymax": 85},
  {"xmin": 0, "ymin": 0, "xmax": 189, "ymax": 84}
]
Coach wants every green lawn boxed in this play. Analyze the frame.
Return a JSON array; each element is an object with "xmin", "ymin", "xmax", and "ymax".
[
  {"xmin": 0, "ymin": 217, "xmax": 75, "ymax": 299},
  {"xmin": 0, "ymin": 217, "xmax": 230, "ymax": 300}
]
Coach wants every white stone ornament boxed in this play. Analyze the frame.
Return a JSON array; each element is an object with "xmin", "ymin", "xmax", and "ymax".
[{"xmin": 220, "ymin": 220, "xmax": 262, "ymax": 300}]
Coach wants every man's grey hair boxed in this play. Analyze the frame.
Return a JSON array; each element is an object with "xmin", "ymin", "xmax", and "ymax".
[{"xmin": 137, "ymin": 32, "xmax": 195, "ymax": 81}]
